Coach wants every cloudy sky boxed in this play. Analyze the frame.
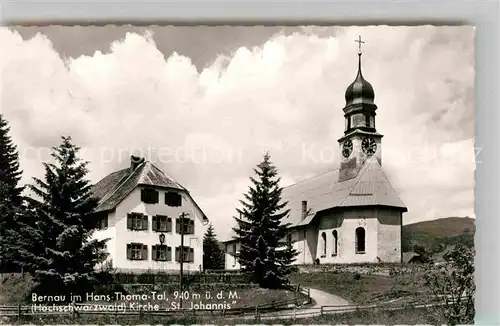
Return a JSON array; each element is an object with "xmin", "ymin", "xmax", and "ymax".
[{"xmin": 0, "ymin": 25, "xmax": 475, "ymax": 240}]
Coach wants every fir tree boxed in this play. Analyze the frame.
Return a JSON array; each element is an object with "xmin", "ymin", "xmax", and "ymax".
[
  {"xmin": 8, "ymin": 199, "xmax": 48, "ymax": 274},
  {"xmin": 0, "ymin": 115, "xmax": 24, "ymax": 205},
  {"xmin": 232, "ymin": 153, "xmax": 298, "ymax": 289},
  {"xmin": 28, "ymin": 136, "xmax": 108, "ymax": 299},
  {"xmin": 202, "ymin": 223, "xmax": 225, "ymax": 270},
  {"xmin": 0, "ymin": 115, "xmax": 24, "ymax": 272},
  {"xmin": 0, "ymin": 181, "xmax": 18, "ymax": 272}
]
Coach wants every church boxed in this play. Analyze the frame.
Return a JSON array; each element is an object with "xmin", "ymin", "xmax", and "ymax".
[{"xmin": 222, "ymin": 38, "xmax": 408, "ymax": 269}]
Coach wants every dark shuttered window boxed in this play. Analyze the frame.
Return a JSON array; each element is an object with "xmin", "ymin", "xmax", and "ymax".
[
  {"xmin": 165, "ymin": 192, "xmax": 182, "ymax": 207},
  {"xmin": 141, "ymin": 188, "xmax": 159, "ymax": 204},
  {"xmin": 175, "ymin": 247, "xmax": 194, "ymax": 263},
  {"xmin": 127, "ymin": 213, "xmax": 148, "ymax": 231},
  {"xmin": 175, "ymin": 218, "xmax": 194, "ymax": 235},
  {"xmin": 127, "ymin": 243, "xmax": 148, "ymax": 260},
  {"xmin": 96, "ymin": 213, "xmax": 108, "ymax": 230},
  {"xmin": 152, "ymin": 215, "xmax": 172, "ymax": 232},
  {"xmin": 152, "ymin": 245, "xmax": 171, "ymax": 261}
]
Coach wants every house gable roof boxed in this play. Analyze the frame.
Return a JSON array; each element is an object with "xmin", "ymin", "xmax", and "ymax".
[
  {"xmin": 222, "ymin": 158, "xmax": 406, "ymax": 242},
  {"xmin": 91, "ymin": 161, "xmax": 208, "ymax": 221}
]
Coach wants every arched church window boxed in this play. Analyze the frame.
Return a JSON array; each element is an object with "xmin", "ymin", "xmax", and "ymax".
[
  {"xmin": 321, "ymin": 232, "xmax": 327, "ymax": 257},
  {"xmin": 332, "ymin": 230, "xmax": 338, "ymax": 256},
  {"xmin": 355, "ymin": 227, "xmax": 366, "ymax": 254}
]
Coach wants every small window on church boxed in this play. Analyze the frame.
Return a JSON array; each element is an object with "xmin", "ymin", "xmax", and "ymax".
[
  {"xmin": 332, "ymin": 230, "xmax": 338, "ymax": 256},
  {"xmin": 321, "ymin": 232, "xmax": 327, "ymax": 257},
  {"xmin": 355, "ymin": 227, "xmax": 366, "ymax": 254},
  {"xmin": 232, "ymin": 243, "xmax": 237, "ymax": 266}
]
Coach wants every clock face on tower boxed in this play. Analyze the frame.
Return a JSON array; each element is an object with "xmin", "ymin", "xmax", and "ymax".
[
  {"xmin": 342, "ymin": 139, "xmax": 353, "ymax": 158},
  {"xmin": 361, "ymin": 137, "xmax": 377, "ymax": 156}
]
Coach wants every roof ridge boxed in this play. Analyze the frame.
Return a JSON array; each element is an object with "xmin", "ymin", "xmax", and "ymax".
[
  {"xmin": 375, "ymin": 164, "xmax": 407, "ymax": 208},
  {"xmin": 338, "ymin": 160, "xmax": 374, "ymax": 206},
  {"xmin": 92, "ymin": 167, "xmax": 129, "ymax": 191},
  {"xmin": 99, "ymin": 163, "xmax": 145, "ymax": 206},
  {"xmin": 145, "ymin": 161, "xmax": 187, "ymax": 190},
  {"xmin": 95, "ymin": 169, "xmax": 131, "ymax": 203},
  {"xmin": 282, "ymin": 168, "xmax": 340, "ymax": 190}
]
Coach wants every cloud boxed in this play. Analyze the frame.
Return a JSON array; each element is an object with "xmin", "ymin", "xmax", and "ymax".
[{"xmin": 0, "ymin": 26, "xmax": 475, "ymax": 240}]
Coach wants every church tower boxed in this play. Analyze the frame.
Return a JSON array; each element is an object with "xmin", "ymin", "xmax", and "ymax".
[{"xmin": 338, "ymin": 36, "xmax": 384, "ymax": 182}]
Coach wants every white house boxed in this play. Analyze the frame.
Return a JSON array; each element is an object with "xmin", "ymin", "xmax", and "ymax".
[
  {"xmin": 222, "ymin": 48, "xmax": 407, "ymax": 270},
  {"xmin": 91, "ymin": 156, "xmax": 209, "ymax": 273}
]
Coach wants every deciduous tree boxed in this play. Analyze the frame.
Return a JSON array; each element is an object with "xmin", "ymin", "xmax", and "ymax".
[{"xmin": 425, "ymin": 243, "xmax": 475, "ymax": 325}]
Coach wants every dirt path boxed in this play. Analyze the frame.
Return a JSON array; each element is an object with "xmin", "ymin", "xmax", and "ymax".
[
  {"xmin": 242, "ymin": 287, "xmax": 351, "ymax": 320},
  {"xmin": 308, "ymin": 288, "xmax": 350, "ymax": 307}
]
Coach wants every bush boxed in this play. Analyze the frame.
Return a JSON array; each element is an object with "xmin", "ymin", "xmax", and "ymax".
[
  {"xmin": 425, "ymin": 243, "xmax": 474, "ymax": 325},
  {"xmin": 0, "ymin": 273, "xmax": 38, "ymax": 305}
]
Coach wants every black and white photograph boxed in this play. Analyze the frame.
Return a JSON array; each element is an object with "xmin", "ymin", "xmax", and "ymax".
[{"xmin": 0, "ymin": 25, "xmax": 475, "ymax": 325}]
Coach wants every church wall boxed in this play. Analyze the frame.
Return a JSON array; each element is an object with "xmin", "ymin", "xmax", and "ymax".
[
  {"xmin": 304, "ymin": 226, "xmax": 318, "ymax": 264},
  {"xmin": 290, "ymin": 226, "xmax": 317, "ymax": 265},
  {"xmin": 316, "ymin": 209, "xmax": 379, "ymax": 264},
  {"xmin": 224, "ymin": 240, "xmax": 241, "ymax": 271},
  {"xmin": 222, "ymin": 208, "xmax": 403, "ymax": 270},
  {"xmin": 377, "ymin": 208, "xmax": 402, "ymax": 263}
]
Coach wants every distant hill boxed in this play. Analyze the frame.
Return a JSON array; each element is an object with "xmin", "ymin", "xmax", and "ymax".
[{"xmin": 402, "ymin": 217, "xmax": 475, "ymax": 253}]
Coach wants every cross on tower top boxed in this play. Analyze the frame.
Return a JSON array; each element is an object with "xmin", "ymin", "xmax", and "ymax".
[{"xmin": 355, "ymin": 35, "xmax": 365, "ymax": 54}]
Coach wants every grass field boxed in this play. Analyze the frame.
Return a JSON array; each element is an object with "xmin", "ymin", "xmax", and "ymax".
[
  {"xmin": 290, "ymin": 269, "xmax": 431, "ymax": 305},
  {"xmin": 402, "ymin": 217, "xmax": 475, "ymax": 253},
  {"xmin": 1, "ymin": 273, "xmax": 307, "ymax": 311},
  {"xmin": 6, "ymin": 306, "xmax": 446, "ymax": 325},
  {"xmin": 96, "ymin": 284, "xmax": 305, "ymax": 309}
]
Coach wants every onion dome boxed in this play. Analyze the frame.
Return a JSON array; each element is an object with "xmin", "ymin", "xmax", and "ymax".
[{"xmin": 344, "ymin": 53, "xmax": 375, "ymax": 106}]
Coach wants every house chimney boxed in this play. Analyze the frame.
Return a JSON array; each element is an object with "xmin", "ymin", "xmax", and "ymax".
[
  {"xmin": 301, "ymin": 201, "xmax": 308, "ymax": 220},
  {"xmin": 130, "ymin": 155, "xmax": 144, "ymax": 170}
]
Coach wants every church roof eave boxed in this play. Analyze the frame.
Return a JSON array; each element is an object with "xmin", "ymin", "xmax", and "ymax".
[
  {"xmin": 221, "ymin": 160, "xmax": 407, "ymax": 243},
  {"xmin": 337, "ymin": 129, "xmax": 384, "ymax": 143}
]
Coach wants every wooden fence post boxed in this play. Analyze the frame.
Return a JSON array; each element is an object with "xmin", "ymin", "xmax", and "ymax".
[
  {"xmin": 17, "ymin": 304, "xmax": 21, "ymax": 319},
  {"xmin": 293, "ymin": 306, "xmax": 296, "ymax": 321},
  {"xmin": 320, "ymin": 306, "xmax": 323, "ymax": 315}
]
